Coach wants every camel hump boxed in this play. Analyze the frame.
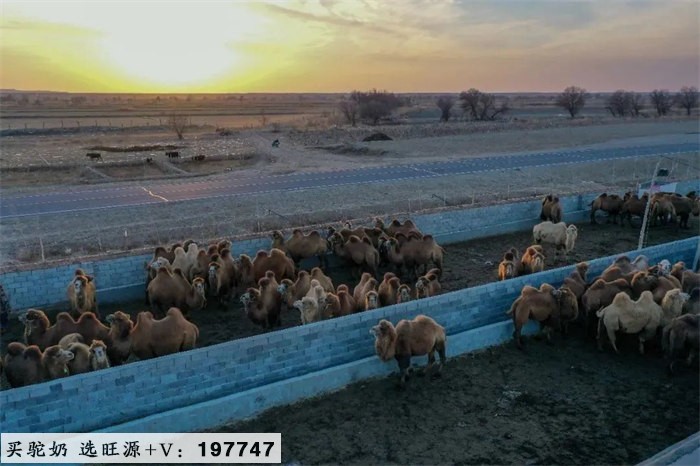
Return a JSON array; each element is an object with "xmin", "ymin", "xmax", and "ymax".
[
  {"xmin": 255, "ymin": 250, "xmax": 269, "ymax": 259},
  {"xmin": 7, "ymin": 341, "xmax": 28, "ymax": 356},
  {"xmin": 210, "ymin": 254, "xmax": 220, "ymax": 262},
  {"xmin": 390, "ymin": 219, "xmax": 402, "ymax": 227},
  {"xmin": 553, "ymin": 197, "xmax": 559, "ymax": 203},
  {"xmin": 589, "ymin": 279, "xmax": 606, "ymax": 290},
  {"xmin": 600, "ymin": 193, "xmax": 608, "ymax": 198},
  {"xmin": 292, "ymin": 229, "xmax": 303, "ymax": 236},
  {"xmin": 220, "ymin": 248, "xmax": 231, "ymax": 258},
  {"xmin": 504, "ymin": 252, "xmax": 514, "ymax": 261},
  {"xmin": 74, "ymin": 268, "xmax": 87, "ymax": 276},
  {"xmin": 348, "ymin": 235, "xmax": 361, "ymax": 243},
  {"xmin": 362, "ymin": 237, "xmax": 372, "ymax": 245},
  {"xmin": 309, "ymin": 230, "xmax": 321, "ymax": 238},
  {"xmin": 164, "ymin": 307, "xmax": 184, "ymax": 318},
  {"xmin": 258, "ymin": 277, "xmax": 271, "ymax": 288},
  {"xmin": 56, "ymin": 312, "xmax": 76, "ymax": 323}
]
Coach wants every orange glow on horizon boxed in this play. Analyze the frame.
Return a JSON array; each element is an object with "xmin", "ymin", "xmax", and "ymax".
[{"xmin": 0, "ymin": 1, "xmax": 698, "ymax": 93}]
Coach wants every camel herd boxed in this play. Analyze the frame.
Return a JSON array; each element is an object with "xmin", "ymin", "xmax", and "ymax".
[
  {"xmin": 1, "ymin": 218, "xmax": 447, "ymax": 389},
  {"xmin": 587, "ymin": 190, "xmax": 699, "ymax": 227},
  {"xmin": 1, "ymin": 190, "xmax": 697, "ymax": 390},
  {"xmin": 506, "ymin": 254, "xmax": 700, "ymax": 374}
]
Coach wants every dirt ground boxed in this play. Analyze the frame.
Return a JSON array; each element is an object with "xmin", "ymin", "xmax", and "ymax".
[
  {"xmin": 2, "ymin": 216, "xmax": 697, "ymax": 390},
  {"xmin": 208, "ymin": 325, "xmax": 699, "ymax": 465}
]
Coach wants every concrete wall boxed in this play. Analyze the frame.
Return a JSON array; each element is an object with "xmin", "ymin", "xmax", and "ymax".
[
  {"xmin": 0, "ymin": 192, "xmax": 598, "ymax": 312},
  {"xmin": 1, "ymin": 236, "xmax": 696, "ymax": 434}
]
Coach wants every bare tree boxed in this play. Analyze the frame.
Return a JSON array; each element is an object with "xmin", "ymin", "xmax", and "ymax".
[
  {"xmin": 650, "ymin": 89, "xmax": 673, "ymax": 116},
  {"xmin": 167, "ymin": 115, "xmax": 188, "ymax": 140},
  {"xmin": 676, "ymin": 86, "xmax": 698, "ymax": 116},
  {"xmin": 458, "ymin": 89, "xmax": 509, "ymax": 121},
  {"xmin": 338, "ymin": 99, "xmax": 359, "ymax": 126},
  {"xmin": 628, "ymin": 92, "xmax": 645, "ymax": 116},
  {"xmin": 436, "ymin": 96, "xmax": 455, "ymax": 122},
  {"xmin": 555, "ymin": 86, "xmax": 587, "ymax": 118},
  {"xmin": 606, "ymin": 90, "xmax": 629, "ymax": 117},
  {"xmin": 349, "ymin": 89, "xmax": 403, "ymax": 125}
]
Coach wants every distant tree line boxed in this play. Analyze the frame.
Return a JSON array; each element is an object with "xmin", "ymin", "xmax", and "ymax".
[
  {"xmin": 336, "ymin": 85, "xmax": 698, "ymax": 126},
  {"xmin": 550, "ymin": 85, "xmax": 697, "ymax": 119}
]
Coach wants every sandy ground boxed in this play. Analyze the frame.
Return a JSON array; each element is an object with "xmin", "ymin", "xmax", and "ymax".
[{"xmin": 2, "ymin": 119, "xmax": 697, "ymax": 267}]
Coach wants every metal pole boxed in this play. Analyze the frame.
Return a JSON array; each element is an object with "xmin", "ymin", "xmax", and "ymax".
[{"xmin": 638, "ymin": 159, "xmax": 662, "ymax": 250}]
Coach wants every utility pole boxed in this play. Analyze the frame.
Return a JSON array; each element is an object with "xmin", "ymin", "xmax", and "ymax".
[{"xmin": 638, "ymin": 160, "xmax": 662, "ymax": 251}]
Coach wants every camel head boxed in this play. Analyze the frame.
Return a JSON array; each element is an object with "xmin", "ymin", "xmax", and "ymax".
[
  {"xmin": 44, "ymin": 345, "xmax": 75, "ymax": 366},
  {"xmin": 271, "ymin": 230, "xmax": 284, "ymax": 244},
  {"xmin": 106, "ymin": 311, "xmax": 133, "ymax": 339},
  {"xmin": 277, "ymin": 281, "xmax": 289, "ymax": 295},
  {"xmin": 397, "ymin": 285, "xmax": 412, "ymax": 303},
  {"xmin": 503, "ymin": 261, "xmax": 515, "ymax": 278},
  {"xmin": 192, "ymin": 278, "xmax": 207, "ymax": 304},
  {"xmin": 374, "ymin": 217, "xmax": 385, "ymax": 231},
  {"xmin": 293, "ymin": 297, "xmax": 317, "ymax": 325},
  {"xmin": 370, "ymin": 319, "xmax": 394, "ymax": 338},
  {"xmin": 150, "ymin": 257, "xmax": 170, "ymax": 271},
  {"xmin": 365, "ymin": 291, "xmax": 379, "ymax": 310},
  {"xmin": 656, "ymin": 259, "xmax": 672, "ymax": 276},
  {"xmin": 89, "ymin": 340, "xmax": 110, "ymax": 370},
  {"xmin": 240, "ymin": 289, "xmax": 259, "ymax": 312},
  {"xmin": 22, "ymin": 309, "xmax": 49, "ymax": 337},
  {"xmin": 556, "ymin": 287, "xmax": 579, "ymax": 321}
]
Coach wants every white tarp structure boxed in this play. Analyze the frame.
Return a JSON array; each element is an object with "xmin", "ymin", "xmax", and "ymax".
[{"xmin": 637, "ymin": 181, "xmax": 678, "ymax": 197}]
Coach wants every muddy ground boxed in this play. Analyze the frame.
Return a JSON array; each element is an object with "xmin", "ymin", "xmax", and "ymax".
[
  {"xmin": 208, "ymin": 324, "xmax": 699, "ymax": 465},
  {"xmin": 2, "ymin": 216, "xmax": 697, "ymax": 388}
]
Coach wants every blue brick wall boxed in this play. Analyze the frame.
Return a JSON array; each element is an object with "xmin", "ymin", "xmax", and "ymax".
[
  {"xmin": 1, "ymin": 237, "xmax": 696, "ymax": 434},
  {"xmin": 0, "ymin": 192, "xmax": 599, "ymax": 312}
]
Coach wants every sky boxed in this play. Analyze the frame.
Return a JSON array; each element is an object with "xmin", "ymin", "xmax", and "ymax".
[{"xmin": 0, "ymin": 0, "xmax": 698, "ymax": 93}]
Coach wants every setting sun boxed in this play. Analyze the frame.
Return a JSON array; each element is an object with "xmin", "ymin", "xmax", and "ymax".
[
  {"xmin": 99, "ymin": 15, "xmax": 243, "ymax": 87},
  {"xmin": 0, "ymin": 0, "xmax": 698, "ymax": 92}
]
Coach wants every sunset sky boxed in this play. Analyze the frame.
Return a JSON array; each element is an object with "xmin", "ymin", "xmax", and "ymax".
[{"xmin": 1, "ymin": 0, "xmax": 698, "ymax": 93}]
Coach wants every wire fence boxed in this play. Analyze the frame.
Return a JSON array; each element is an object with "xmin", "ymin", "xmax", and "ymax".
[{"xmin": 2, "ymin": 151, "xmax": 698, "ymax": 269}]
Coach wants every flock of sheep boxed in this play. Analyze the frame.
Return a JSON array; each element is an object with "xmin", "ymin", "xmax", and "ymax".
[
  {"xmin": 0, "ymin": 218, "xmax": 447, "ymax": 389},
  {"xmin": 1, "ymin": 189, "xmax": 698, "ymax": 390}
]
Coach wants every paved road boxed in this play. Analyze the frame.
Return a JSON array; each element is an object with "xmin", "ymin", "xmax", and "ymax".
[{"xmin": 1, "ymin": 142, "xmax": 698, "ymax": 219}]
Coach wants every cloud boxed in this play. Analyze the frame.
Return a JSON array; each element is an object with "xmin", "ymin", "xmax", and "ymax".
[
  {"xmin": 0, "ymin": 17, "xmax": 100, "ymax": 37},
  {"xmin": 256, "ymin": 2, "xmax": 400, "ymax": 36}
]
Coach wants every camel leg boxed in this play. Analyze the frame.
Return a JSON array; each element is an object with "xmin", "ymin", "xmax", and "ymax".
[
  {"xmin": 513, "ymin": 325, "xmax": 524, "ymax": 350},
  {"xmin": 423, "ymin": 350, "xmax": 435, "ymax": 377},
  {"xmin": 436, "ymin": 344, "xmax": 446, "ymax": 376},
  {"xmin": 638, "ymin": 336, "xmax": 646, "ymax": 355},
  {"xmin": 590, "ymin": 209, "xmax": 597, "ymax": 225},
  {"xmin": 686, "ymin": 352, "xmax": 696, "ymax": 367},
  {"xmin": 607, "ymin": 327, "xmax": 619, "ymax": 354},
  {"xmin": 668, "ymin": 360, "xmax": 677, "ymax": 376},
  {"xmin": 597, "ymin": 317, "xmax": 605, "ymax": 351},
  {"xmin": 396, "ymin": 354, "xmax": 411, "ymax": 389},
  {"xmin": 545, "ymin": 326, "xmax": 554, "ymax": 346}
]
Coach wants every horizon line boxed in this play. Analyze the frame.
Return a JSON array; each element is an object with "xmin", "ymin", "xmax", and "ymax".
[{"xmin": 2, "ymin": 88, "xmax": 690, "ymax": 96}]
